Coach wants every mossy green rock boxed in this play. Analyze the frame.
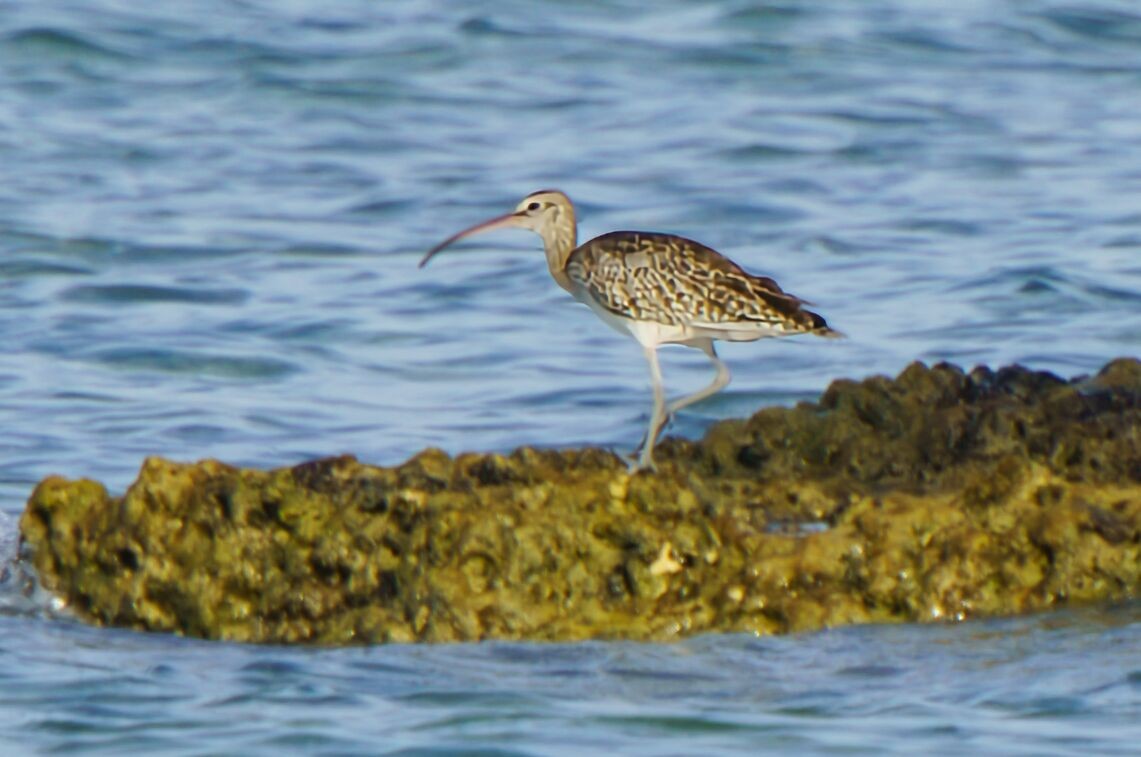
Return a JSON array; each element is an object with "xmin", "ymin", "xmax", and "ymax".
[{"xmin": 19, "ymin": 358, "xmax": 1141, "ymax": 644}]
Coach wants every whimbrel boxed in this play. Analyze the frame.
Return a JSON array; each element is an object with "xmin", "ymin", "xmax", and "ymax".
[{"xmin": 420, "ymin": 189, "xmax": 839, "ymax": 471}]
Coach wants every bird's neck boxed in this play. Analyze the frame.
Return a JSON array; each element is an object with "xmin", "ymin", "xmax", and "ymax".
[{"xmin": 541, "ymin": 212, "xmax": 578, "ymax": 293}]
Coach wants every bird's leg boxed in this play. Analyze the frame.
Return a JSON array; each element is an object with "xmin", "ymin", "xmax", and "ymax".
[
  {"xmin": 666, "ymin": 340, "xmax": 731, "ymax": 417},
  {"xmin": 630, "ymin": 341, "xmax": 732, "ymax": 461},
  {"xmin": 629, "ymin": 345, "xmax": 667, "ymax": 472}
]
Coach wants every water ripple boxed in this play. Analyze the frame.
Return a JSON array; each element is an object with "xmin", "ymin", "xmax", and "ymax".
[
  {"xmin": 61, "ymin": 283, "xmax": 250, "ymax": 306},
  {"xmin": 89, "ymin": 348, "xmax": 298, "ymax": 379},
  {"xmin": 1, "ymin": 27, "xmax": 132, "ymax": 62}
]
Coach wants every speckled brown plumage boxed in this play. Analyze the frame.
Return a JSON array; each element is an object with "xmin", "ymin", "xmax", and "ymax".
[{"xmin": 566, "ymin": 231, "xmax": 835, "ymax": 338}]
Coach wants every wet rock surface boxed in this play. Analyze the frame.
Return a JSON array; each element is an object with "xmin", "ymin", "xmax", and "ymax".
[{"xmin": 18, "ymin": 358, "xmax": 1141, "ymax": 644}]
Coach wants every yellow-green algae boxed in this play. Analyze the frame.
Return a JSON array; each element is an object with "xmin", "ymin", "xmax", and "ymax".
[{"xmin": 18, "ymin": 358, "xmax": 1141, "ymax": 644}]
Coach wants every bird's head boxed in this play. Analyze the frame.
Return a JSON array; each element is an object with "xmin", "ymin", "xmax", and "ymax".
[{"xmin": 419, "ymin": 189, "xmax": 575, "ymax": 268}]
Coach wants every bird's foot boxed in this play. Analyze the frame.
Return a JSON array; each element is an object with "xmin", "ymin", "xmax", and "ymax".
[
  {"xmin": 632, "ymin": 414, "xmax": 675, "ymax": 456},
  {"xmin": 624, "ymin": 449, "xmax": 657, "ymax": 474}
]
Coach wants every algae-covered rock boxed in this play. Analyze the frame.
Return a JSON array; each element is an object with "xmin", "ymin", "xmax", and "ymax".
[{"xmin": 18, "ymin": 358, "xmax": 1141, "ymax": 644}]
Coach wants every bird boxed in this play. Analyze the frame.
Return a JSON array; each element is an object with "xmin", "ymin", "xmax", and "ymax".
[{"xmin": 419, "ymin": 189, "xmax": 840, "ymax": 471}]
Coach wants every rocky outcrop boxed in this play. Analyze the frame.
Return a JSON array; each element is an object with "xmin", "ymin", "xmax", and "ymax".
[{"xmin": 18, "ymin": 359, "xmax": 1141, "ymax": 644}]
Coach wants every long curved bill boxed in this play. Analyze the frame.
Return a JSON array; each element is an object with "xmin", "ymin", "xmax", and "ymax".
[{"xmin": 418, "ymin": 212, "xmax": 524, "ymax": 268}]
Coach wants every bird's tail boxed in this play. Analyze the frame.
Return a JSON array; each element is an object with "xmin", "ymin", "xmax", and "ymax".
[{"xmin": 806, "ymin": 310, "xmax": 845, "ymax": 339}]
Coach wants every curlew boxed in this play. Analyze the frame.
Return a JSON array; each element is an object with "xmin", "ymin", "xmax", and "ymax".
[{"xmin": 420, "ymin": 189, "xmax": 840, "ymax": 471}]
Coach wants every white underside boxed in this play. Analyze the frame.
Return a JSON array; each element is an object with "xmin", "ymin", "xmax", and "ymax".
[{"xmin": 577, "ymin": 292, "xmax": 785, "ymax": 349}]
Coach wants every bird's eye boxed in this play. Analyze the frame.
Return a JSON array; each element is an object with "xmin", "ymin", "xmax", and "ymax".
[{"xmin": 527, "ymin": 202, "xmax": 541, "ymax": 211}]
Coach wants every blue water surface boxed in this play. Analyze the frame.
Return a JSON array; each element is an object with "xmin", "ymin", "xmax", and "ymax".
[{"xmin": 0, "ymin": 0, "xmax": 1139, "ymax": 753}]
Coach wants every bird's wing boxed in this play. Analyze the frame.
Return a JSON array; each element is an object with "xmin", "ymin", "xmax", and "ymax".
[{"xmin": 565, "ymin": 231, "xmax": 830, "ymax": 335}]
